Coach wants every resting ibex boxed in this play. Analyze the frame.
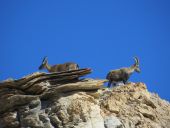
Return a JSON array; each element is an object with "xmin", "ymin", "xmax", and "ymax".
[
  {"xmin": 106, "ymin": 57, "xmax": 140, "ymax": 87},
  {"xmin": 38, "ymin": 57, "xmax": 79, "ymax": 73}
]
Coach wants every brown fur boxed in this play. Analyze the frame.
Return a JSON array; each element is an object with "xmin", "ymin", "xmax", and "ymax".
[
  {"xmin": 39, "ymin": 57, "xmax": 79, "ymax": 73},
  {"xmin": 106, "ymin": 57, "xmax": 140, "ymax": 87}
]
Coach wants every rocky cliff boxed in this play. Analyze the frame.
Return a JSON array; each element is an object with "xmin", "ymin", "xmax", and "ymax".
[{"xmin": 0, "ymin": 68, "xmax": 170, "ymax": 128}]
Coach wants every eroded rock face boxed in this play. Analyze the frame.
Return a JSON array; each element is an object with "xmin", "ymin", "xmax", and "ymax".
[
  {"xmin": 47, "ymin": 92, "xmax": 104, "ymax": 128},
  {"xmin": 100, "ymin": 83, "xmax": 170, "ymax": 128},
  {"xmin": 0, "ymin": 71, "xmax": 170, "ymax": 128}
]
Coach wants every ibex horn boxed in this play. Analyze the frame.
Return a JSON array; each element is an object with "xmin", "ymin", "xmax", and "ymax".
[
  {"xmin": 42, "ymin": 56, "xmax": 48, "ymax": 63},
  {"xmin": 134, "ymin": 57, "xmax": 139, "ymax": 65}
]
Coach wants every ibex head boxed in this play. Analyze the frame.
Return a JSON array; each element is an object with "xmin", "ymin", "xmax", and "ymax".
[
  {"xmin": 39, "ymin": 57, "xmax": 48, "ymax": 70},
  {"xmin": 133, "ymin": 57, "xmax": 140, "ymax": 73}
]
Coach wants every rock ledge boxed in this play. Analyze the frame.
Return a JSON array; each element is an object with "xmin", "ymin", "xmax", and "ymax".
[{"xmin": 0, "ymin": 69, "xmax": 169, "ymax": 128}]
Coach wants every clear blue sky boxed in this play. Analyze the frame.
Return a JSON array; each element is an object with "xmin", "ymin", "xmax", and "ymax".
[{"xmin": 0, "ymin": 0, "xmax": 170, "ymax": 101}]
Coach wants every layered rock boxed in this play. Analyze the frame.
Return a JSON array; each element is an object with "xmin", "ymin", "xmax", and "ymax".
[{"xmin": 0, "ymin": 69, "xmax": 169, "ymax": 128}]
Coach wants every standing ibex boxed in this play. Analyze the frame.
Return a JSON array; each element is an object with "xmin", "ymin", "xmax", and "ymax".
[
  {"xmin": 106, "ymin": 57, "xmax": 140, "ymax": 88},
  {"xmin": 38, "ymin": 57, "xmax": 79, "ymax": 73}
]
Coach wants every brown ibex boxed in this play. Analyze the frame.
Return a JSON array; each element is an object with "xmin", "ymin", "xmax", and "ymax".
[
  {"xmin": 106, "ymin": 57, "xmax": 140, "ymax": 88},
  {"xmin": 38, "ymin": 57, "xmax": 79, "ymax": 73}
]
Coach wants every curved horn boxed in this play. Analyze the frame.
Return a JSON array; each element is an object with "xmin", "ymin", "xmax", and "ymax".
[
  {"xmin": 133, "ymin": 57, "xmax": 139, "ymax": 65},
  {"xmin": 42, "ymin": 56, "xmax": 48, "ymax": 63}
]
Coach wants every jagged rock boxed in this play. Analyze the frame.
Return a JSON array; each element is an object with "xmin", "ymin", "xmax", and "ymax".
[
  {"xmin": 100, "ymin": 83, "xmax": 170, "ymax": 128},
  {"xmin": 18, "ymin": 98, "xmax": 43, "ymax": 128},
  {"xmin": 48, "ymin": 92, "xmax": 104, "ymax": 128},
  {"xmin": 0, "ymin": 70, "xmax": 170, "ymax": 128},
  {"xmin": 0, "ymin": 112, "xmax": 20, "ymax": 128},
  {"xmin": 0, "ymin": 95, "xmax": 39, "ymax": 114},
  {"xmin": 104, "ymin": 115, "xmax": 123, "ymax": 128}
]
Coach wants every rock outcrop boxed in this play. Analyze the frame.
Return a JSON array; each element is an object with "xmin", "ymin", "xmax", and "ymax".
[{"xmin": 0, "ymin": 68, "xmax": 170, "ymax": 128}]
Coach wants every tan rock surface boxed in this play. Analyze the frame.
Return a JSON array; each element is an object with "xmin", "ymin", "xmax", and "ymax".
[{"xmin": 0, "ymin": 70, "xmax": 169, "ymax": 128}]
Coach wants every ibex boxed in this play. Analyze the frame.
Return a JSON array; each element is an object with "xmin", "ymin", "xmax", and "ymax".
[
  {"xmin": 38, "ymin": 57, "xmax": 79, "ymax": 73},
  {"xmin": 106, "ymin": 57, "xmax": 140, "ymax": 88}
]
